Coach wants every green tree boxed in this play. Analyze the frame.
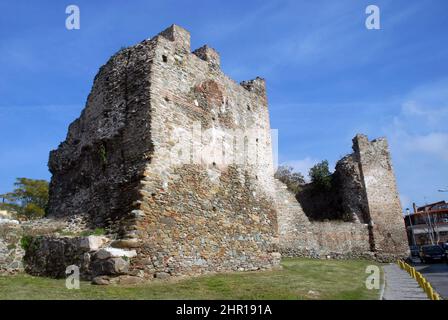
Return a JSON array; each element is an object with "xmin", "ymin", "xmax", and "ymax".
[
  {"xmin": 0, "ymin": 178, "xmax": 49, "ymax": 219},
  {"xmin": 309, "ymin": 160, "xmax": 332, "ymax": 190},
  {"xmin": 274, "ymin": 165, "xmax": 305, "ymax": 193}
]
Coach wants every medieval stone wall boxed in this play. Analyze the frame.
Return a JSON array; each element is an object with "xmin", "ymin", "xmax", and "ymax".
[
  {"xmin": 47, "ymin": 41, "xmax": 156, "ymax": 228},
  {"xmin": 274, "ymin": 177, "xmax": 372, "ymax": 259},
  {"xmin": 295, "ymin": 150, "xmax": 368, "ymax": 223},
  {"xmin": 45, "ymin": 25, "xmax": 280, "ymax": 280},
  {"xmin": 278, "ymin": 134, "xmax": 408, "ymax": 261},
  {"xmin": 312, "ymin": 222, "xmax": 372, "ymax": 259},
  {"xmin": 15, "ymin": 25, "xmax": 410, "ymax": 282}
]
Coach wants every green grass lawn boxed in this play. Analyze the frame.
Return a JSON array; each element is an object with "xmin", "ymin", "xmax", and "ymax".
[{"xmin": 0, "ymin": 258, "xmax": 380, "ymax": 300}]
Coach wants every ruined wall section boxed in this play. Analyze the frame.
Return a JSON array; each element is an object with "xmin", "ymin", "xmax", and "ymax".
[
  {"xmin": 127, "ymin": 26, "xmax": 279, "ymax": 276},
  {"xmin": 312, "ymin": 222, "xmax": 371, "ymax": 259},
  {"xmin": 277, "ymin": 134, "xmax": 407, "ymax": 260},
  {"xmin": 295, "ymin": 153, "xmax": 368, "ymax": 223},
  {"xmin": 353, "ymin": 134, "xmax": 409, "ymax": 260},
  {"xmin": 274, "ymin": 178, "xmax": 372, "ymax": 258},
  {"xmin": 48, "ymin": 41, "xmax": 156, "ymax": 228},
  {"xmin": 333, "ymin": 154, "xmax": 369, "ymax": 223},
  {"xmin": 273, "ymin": 179, "xmax": 319, "ymax": 257}
]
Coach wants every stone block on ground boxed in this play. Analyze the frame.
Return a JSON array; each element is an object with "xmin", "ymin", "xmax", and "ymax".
[
  {"xmin": 91, "ymin": 257, "xmax": 129, "ymax": 276},
  {"xmin": 92, "ymin": 275, "xmax": 111, "ymax": 285},
  {"xmin": 110, "ymin": 239, "xmax": 140, "ymax": 249},
  {"xmin": 154, "ymin": 272, "xmax": 171, "ymax": 280},
  {"xmin": 79, "ymin": 236, "xmax": 109, "ymax": 252},
  {"xmin": 94, "ymin": 247, "xmax": 137, "ymax": 260}
]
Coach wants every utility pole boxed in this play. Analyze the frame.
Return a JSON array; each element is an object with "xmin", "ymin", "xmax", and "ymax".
[{"xmin": 406, "ymin": 208, "xmax": 417, "ymax": 246}]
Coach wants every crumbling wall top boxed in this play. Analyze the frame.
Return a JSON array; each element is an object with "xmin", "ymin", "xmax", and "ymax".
[
  {"xmin": 157, "ymin": 24, "xmax": 191, "ymax": 52},
  {"xmin": 352, "ymin": 133, "xmax": 388, "ymax": 155},
  {"xmin": 192, "ymin": 45, "xmax": 220, "ymax": 70},
  {"xmin": 240, "ymin": 77, "xmax": 266, "ymax": 97}
]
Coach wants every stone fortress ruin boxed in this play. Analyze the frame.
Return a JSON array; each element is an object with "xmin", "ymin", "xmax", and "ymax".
[{"xmin": 0, "ymin": 25, "xmax": 409, "ymax": 283}]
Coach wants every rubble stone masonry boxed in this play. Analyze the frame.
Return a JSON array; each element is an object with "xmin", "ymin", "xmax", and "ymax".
[{"xmin": 352, "ymin": 134, "xmax": 409, "ymax": 261}]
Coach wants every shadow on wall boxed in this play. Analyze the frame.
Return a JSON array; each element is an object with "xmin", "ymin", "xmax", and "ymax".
[
  {"xmin": 295, "ymin": 155, "xmax": 370, "ymax": 223},
  {"xmin": 296, "ymin": 181, "xmax": 347, "ymax": 221}
]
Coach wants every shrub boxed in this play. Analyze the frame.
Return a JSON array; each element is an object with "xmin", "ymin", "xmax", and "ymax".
[
  {"xmin": 99, "ymin": 144, "xmax": 107, "ymax": 165},
  {"xmin": 20, "ymin": 235, "xmax": 34, "ymax": 251},
  {"xmin": 274, "ymin": 165, "xmax": 305, "ymax": 194}
]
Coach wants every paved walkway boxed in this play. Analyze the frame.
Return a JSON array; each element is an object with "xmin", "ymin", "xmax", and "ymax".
[{"xmin": 382, "ymin": 264, "xmax": 429, "ymax": 300}]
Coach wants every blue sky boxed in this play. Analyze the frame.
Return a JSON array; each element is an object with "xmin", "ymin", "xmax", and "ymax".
[{"xmin": 0, "ymin": 0, "xmax": 447, "ymax": 210}]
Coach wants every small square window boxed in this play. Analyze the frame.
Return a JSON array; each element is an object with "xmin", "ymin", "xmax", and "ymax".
[{"xmin": 162, "ymin": 55, "xmax": 168, "ymax": 63}]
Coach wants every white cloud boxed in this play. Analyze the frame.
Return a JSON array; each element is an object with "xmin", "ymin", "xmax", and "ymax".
[
  {"xmin": 383, "ymin": 79, "xmax": 448, "ymax": 207},
  {"xmin": 387, "ymin": 79, "xmax": 448, "ymax": 161},
  {"xmin": 281, "ymin": 157, "xmax": 320, "ymax": 182},
  {"xmin": 410, "ymin": 133, "xmax": 448, "ymax": 160}
]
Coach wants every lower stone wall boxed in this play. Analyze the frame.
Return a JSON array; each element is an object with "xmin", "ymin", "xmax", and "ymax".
[
  {"xmin": 295, "ymin": 184, "xmax": 346, "ymax": 221},
  {"xmin": 0, "ymin": 218, "xmax": 66, "ymax": 274},
  {"xmin": 274, "ymin": 179, "xmax": 373, "ymax": 259},
  {"xmin": 312, "ymin": 221, "xmax": 372, "ymax": 259},
  {"xmin": 0, "ymin": 222, "xmax": 24, "ymax": 273},
  {"xmin": 24, "ymin": 236, "xmax": 94, "ymax": 278},
  {"xmin": 278, "ymin": 221, "xmax": 372, "ymax": 259},
  {"xmin": 23, "ymin": 235, "xmax": 143, "ymax": 285},
  {"xmin": 131, "ymin": 165, "xmax": 281, "ymax": 278}
]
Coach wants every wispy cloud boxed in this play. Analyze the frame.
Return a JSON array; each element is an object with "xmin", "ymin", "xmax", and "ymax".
[
  {"xmin": 409, "ymin": 133, "xmax": 448, "ymax": 160},
  {"xmin": 383, "ymin": 79, "xmax": 448, "ymax": 208},
  {"xmin": 387, "ymin": 79, "xmax": 448, "ymax": 151}
]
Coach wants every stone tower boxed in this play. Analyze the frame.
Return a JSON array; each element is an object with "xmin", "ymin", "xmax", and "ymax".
[
  {"xmin": 47, "ymin": 25, "xmax": 280, "ymax": 277},
  {"xmin": 352, "ymin": 134, "xmax": 409, "ymax": 260}
]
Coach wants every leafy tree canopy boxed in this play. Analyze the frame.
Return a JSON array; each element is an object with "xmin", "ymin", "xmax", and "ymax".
[
  {"xmin": 0, "ymin": 178, "xmax": 49, "ymax": 219},
  {"xmin": 309, "ymin": 160, "xmax": 332, "ymax": 190}
]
